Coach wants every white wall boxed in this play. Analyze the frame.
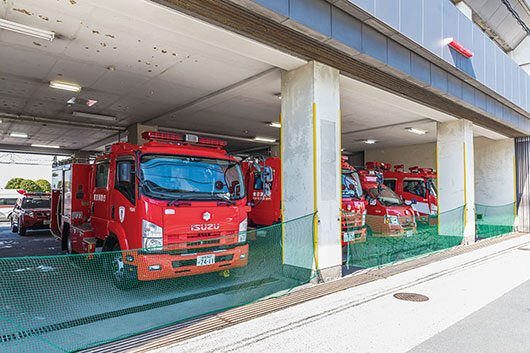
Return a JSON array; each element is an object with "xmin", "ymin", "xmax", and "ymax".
[
  {"xmin": 364, "ymin": 142, "xmax": 436, "ymax": 170},
  {"xmin": 474, "ymin": 137, "xmax": 515, "ymax": 206}
]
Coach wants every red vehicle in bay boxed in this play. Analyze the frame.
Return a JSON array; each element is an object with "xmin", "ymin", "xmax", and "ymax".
[
  {"xmin": 366, "ymin": 162, "xmax": 437, "ymax": 225},
  {"xmin": 358, "ymin": 166, "xmax": 417, "ymax": 237},
  {"xmin": 243, "ymin": 156, "xmax": 367, "ymax": 245},
  {"xmin": 51, "ymin": 132, "xmax": 265, "ymax": 289},
  {"xmin": 9, "ymin": 191, "xmax": 51, "ymax": 236}
]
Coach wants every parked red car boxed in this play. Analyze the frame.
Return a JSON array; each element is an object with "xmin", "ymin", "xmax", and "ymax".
[{"xmin": 10, "ymin": 191, "xmax": 51, "ymax": 236}]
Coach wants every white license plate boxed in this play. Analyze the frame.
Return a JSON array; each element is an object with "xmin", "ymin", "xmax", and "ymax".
[
  {"xmin": 343, "ymin": 231, "xmax": 357, "ymax": 242},
  {"xmin": 406, "ymin": 230, "xmax": 412, "ymax": 237},
  {"xmin": 43, "ymin": 220, "xmax": 51, "ymax": 225},
  {"xmin": 196, "ymin": 254, "xmax": 215, "ymax": 266}
]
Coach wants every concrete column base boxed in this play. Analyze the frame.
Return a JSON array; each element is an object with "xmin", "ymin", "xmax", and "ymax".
[{"xmin": 282, "ymin": 264, "xmax": 341, "ymax": 284}]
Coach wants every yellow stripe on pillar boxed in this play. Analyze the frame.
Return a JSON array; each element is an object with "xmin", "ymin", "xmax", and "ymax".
[{"xmin": 312, "ymin": 102, "xmax": 318, "ymax": 269}]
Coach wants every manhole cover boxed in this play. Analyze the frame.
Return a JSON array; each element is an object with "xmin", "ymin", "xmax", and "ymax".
[{"xmin": 393, "ymin": 292, "xmax": 429, "ymax": 302}]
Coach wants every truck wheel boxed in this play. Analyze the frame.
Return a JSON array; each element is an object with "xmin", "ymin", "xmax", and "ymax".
[
  {"xmin": 10, "ymin": 219, "xmax": 18, "ymax": 233},
  {"xmin": 104, "ymin": 242, "xmax": 139, "ymax": 290},
  {"xmin": 18, "ymin": 226, "xmax": 27, "ymax": 237}
]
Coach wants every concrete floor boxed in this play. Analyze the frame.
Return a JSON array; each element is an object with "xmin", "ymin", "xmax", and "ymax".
[
  {"xmin": 153, "ymin": 234, "xmax": 530, "ymax": 353},
  {"xmin": 408, "ymin": 279, "xmax": 530, "ymax": 353},
  {"xmin": 0, "ymin": 221, "xmax": 64, "ymax": 258}
]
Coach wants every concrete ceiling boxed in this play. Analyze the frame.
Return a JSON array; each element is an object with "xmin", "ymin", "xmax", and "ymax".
[
  {"xmin": 466, "ymin": 0, "xmax": 530, "ymax": 51},
  {"xmin": 0, "ymin": 0, "xmax": 509, "ymax": 156}
]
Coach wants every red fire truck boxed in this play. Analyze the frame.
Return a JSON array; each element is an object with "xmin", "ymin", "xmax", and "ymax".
[
  {"xmin": 51, "ymin": 132, "xmax": 261, "ymax": 289},
  {"xmin": 341, "ymin": 157, "xmax": 367, "ymax": 245},
  {"xmin": 365, "ymin": 162, "xmax": 437, "ymax": 224},
  {"xmin": 358, "ymin": 166, "xmax": 417, "ymax": 237},
  {"xmin": 243, "ymin": 156, "xmax": 367, "ymax": 245}
]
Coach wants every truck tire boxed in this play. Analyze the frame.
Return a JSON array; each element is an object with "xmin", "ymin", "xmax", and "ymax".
[
  {"xmin": 18, "ymin": 226, "xmax": 27, "ymax": 237},
  {"xmin": 104, "ymin": 242, "xmax": 139, "ymax": 290}
]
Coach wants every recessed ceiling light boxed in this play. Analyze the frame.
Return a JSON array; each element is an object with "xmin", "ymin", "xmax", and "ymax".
[
  {"xmin": 363, "ymin": 139, "xmax": 376, "ymax": 144},
  {"xmin": 10, "ymin": 132, "xmax": 28, "ymax": 138},
  {"xmin": 0, "ymin": 19, "xmax": 55, "ymax": 41},
  {"xmin": 32, "ymin": 144, "xmax": 60, "ymax": 149},
  {"xmin": 73, "ymin": 111, "xmax": 116, "ymax": 121},
  {"xmin": 406, "ymin": 127, "xmax": 427, "ymax": 135},
  {"xmin": 268, "ymin": 122, "xmax": 281, "ymax": 128},
  {"xmin": 49, "ymin": 80, "xmax": 81, "ymax": 92},
  {"xmin": 254, "ymin": 136, "xmax": 276, "ymax": 143},
  {"xmin": 274, "ymin": 93, "xmax": 282, "ymax": 100}
]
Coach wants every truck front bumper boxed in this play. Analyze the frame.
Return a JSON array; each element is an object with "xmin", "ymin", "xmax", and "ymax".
[{"xmin": 127, "ymin": 244, "xmax": 249, "ymax": 281}]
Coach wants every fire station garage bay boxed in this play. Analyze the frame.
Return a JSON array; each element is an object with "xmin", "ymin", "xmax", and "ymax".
[{"xmin": 0, "ymin": 0, "xmax": 529, "ymax": 352}]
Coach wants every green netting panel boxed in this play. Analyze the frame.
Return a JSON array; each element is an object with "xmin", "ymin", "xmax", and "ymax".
[
  {"xmin": 346, "ymin": 206, "xmax": 465, "ymax": 269},
  {"xmin": 0, "ymin": 214, "xmax": 315, "ymax": 353},
  {"xmin": 475, "ymin": 203, "xmax": 516, "ymax": 238}
]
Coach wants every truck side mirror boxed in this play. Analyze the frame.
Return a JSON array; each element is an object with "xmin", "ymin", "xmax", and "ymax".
[
  {"xmin": 369, "ymin": 199, "xmax": 377, "ymax": 206},
  {"xmin": 118, "ymin": 162, "xmax": 132, "ymax": 183}
]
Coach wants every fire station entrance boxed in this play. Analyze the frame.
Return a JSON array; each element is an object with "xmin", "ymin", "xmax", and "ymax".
[{"xmin": 0, "ymin": 0, "xmax": 522, "ymax": 352}]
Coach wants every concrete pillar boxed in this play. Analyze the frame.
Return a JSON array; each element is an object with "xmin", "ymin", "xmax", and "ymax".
[
  {"xmin": 474, "ymin": 137, "xmax": 516, "ymax": 229},
  {"xmin": 281, "ymin": 61, "xmax": 342, "ymax": 282},
  {"xmin": 127, "ymin": 123, "xmax": 158, "ymax": 145},
  {"xmin": 437, "ymin": 120, "xmax": 475, "ymax": 244}
]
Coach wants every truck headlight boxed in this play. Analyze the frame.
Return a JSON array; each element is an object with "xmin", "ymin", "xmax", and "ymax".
[
  {"xmin": 384, "ymin": 215, "xmax": 399, "ymax": 225},
  {"xmin": 142, "ymin": 220, "xmax": 163, "ymax": 251},
  {"xmin": 238, "ymin": 218, "xmax": 248, "ymax": 243},
  {"xmin": 25, "ymin": 211, "xmax": 34, "ymax": 217}
]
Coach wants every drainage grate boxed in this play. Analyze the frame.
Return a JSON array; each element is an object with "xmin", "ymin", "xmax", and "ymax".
[{"xmin": 393, "ymin": 292, "xmax": 429, "ymax": 302}]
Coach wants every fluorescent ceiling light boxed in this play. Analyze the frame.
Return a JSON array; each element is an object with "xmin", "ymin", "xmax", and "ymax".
[
  {"xmin": 268, "ymin": 122, "xmax": 281, "ymax": 128},
  {"xmin": 406, "ymin": 127, "xmax": 427, "ymax": 135},
  {"xmin": 363, "ymin": 139, "xmax": 376, "ymax": 144},
  {"xmin": 254, "ymin": 136, "xmax": 276, "ymax": 143},
  {"xmin": 10, "ymin": 132, "xmax": 28, "ymax": 138},
  {"xmin": 0, "ymin": 19, "xmax": 55, "ymax": 41},
  {"xmin": 49, "ymin": 80, "xmax": 81, "ymax": 92},
  {"xmin": 73, "ymin": 111, "xmax": 117, "ymax": 121},
  {"xmin": 32, "ymin": 144, "xmax": 60, "ymax": 149}
]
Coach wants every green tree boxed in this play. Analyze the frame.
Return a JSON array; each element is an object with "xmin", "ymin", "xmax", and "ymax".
[
  {"xmin": 5, "ymin": 178, "xmax": 24, "ymax": 189},
  {"xmin": 19, "ymin": 179, "xmax": 42, "ymax": 193},
  {"xmin": 35, "ymin": 179, "xmax": 51, "ymax": 193}
]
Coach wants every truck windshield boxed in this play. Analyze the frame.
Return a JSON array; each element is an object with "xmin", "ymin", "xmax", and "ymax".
[
  {"xmin": 22, "ymin": 198, "xmax": 51, "ymax": 209},
  {"xmin": 341, "ymin": 170, "xmax": 363, "ymax": 199},
  {"xmin": 140, "ymin": 154, "xmax": 245, "ymax": 201},
  {"xmin": 369, "ymin": 187, "xmax": 404, "ymax": 206}
]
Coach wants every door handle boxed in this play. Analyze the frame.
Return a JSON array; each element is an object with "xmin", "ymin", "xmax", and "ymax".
[
  {"xmin": 111, "ymin": 205, "xmax": 115, "ymax": 219},
  {"xmin": 91, "ymin": 202, "xmax": 95, "ymax": 214}
]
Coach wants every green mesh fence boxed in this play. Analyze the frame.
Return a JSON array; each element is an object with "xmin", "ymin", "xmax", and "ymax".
[
  {"xmin": 475, "ymin": 202, "xmax": 516, "ymax": 238},
  {"xmin": 346, "ymin": 206, "xmax": 465, "ymax": 269},
  {"xmin": 0, "ymin": 214, "xmax": 315, "ymax": 353}
]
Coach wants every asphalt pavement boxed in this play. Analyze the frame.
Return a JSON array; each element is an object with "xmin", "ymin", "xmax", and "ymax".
[{"xmin": 0, "ymin": 221, "xmax": 64, "ymax": 258}]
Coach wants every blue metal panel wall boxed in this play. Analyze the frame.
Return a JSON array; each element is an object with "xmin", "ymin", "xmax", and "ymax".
[{"xmin": 250, "ymin": 0, "xmax": 529, "ymax": 132}]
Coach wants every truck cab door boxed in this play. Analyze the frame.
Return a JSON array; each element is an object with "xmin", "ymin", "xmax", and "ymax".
[
  {"xmin": 91, "ymin": 158, "xmax": 111, "ymax": 237},
  {"xmin": 110, "ymin": 155, "xmax": 137, "ymax": 248}
]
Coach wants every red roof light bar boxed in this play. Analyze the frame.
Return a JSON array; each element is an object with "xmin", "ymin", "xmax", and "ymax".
[
  {"xmin": 447, "ymin": 38, "xmax": 473, "ymax": 58},
  {"xmin": 141, "ymin": 131, "xmax": 227, "ymax": 147}
]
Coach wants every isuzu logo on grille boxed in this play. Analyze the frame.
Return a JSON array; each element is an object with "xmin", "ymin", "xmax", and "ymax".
[{"xmin": 202, "ymin": 212, "xmax": 211, "ymax": 221}]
